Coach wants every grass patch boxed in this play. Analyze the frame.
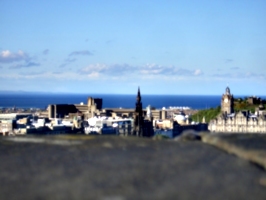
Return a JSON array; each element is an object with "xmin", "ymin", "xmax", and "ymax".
[{"xmin": 191, "ymin": 106, "xmax": 221, "ymax": 123}]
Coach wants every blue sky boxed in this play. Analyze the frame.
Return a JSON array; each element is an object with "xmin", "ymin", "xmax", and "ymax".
[{"xmin": 0, "ymin": 0, "xmax": 265, "ymax": 95}]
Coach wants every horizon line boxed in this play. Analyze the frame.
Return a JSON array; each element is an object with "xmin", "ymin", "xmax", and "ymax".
[{"xmin": 0, "ymin": 90, "xmax": 265, "ymax": 97}]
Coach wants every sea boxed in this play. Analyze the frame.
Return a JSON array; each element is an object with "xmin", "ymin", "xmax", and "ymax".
[{"xmin": 0, "ymin": 93, "xmax": 265, "ymax": 110}]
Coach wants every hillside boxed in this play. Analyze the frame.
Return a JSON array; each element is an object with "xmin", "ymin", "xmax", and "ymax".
[
  {"xmin": 234, "ymin": 98, "xmax": 265, "ymax": 113},
  {"xmin": 191, "ymin": 106, "xmax": 221, "ymax": 123}
]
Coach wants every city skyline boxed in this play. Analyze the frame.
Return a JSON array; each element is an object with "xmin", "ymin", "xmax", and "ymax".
[{"xmin": 0, "ymin": 0, "xmax": 265, "ymax": 95}]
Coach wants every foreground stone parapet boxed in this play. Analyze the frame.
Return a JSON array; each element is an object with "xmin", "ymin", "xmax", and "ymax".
[
  {"xmin": 0, "ymin": 135, "xmax": 266, "ymax": 200},
  {"xmin": 201, "ymin": 133, "xmax": 266, "ymax": 170}
]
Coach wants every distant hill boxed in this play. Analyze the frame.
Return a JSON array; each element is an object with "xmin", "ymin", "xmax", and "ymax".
[{"xmin": 191, "ymin": 106, "xmax": 221, "ymax": 123}]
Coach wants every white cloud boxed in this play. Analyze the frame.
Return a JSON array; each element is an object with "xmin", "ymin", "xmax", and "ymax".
[
  {"xmin": 1, "ymin": 62, "xmax": 206, "ymax": 83},
  {"xmin": 80, "ymin": 63, "xmax": 107, "ymax": 73},
  {"xmin": 0, "ymin": 50, "xmax": 29, "ymax": 63},
  {"xmin": 194, "ymin": 69, "xmax": 203, "ymax": 76},
  {"xmin": 87, "ymin": 72, "xmax": 100, "ymax": 78},
  {"xmin": 140, "ymin": 64, "xmax": 167, "ymax": 75},
  {"xmin": 212, "ymin": 72, "xmax": 266, "ymax": 80},
  {"xmin": 79, "ymin": 63, "xmax": 136, "ymax": 76},
  {"xmin": 141, "ymin": 64, "xmax": 204, "ymax": 77},
  {"xmin": 79, "ymin": 63, "xmax": 205, "ymax": 78}
]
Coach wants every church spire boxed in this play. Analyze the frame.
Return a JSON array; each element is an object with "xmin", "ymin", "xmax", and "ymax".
[
  {"xmin": 134, "ymin": 87, "xmax": 143, "ymax": 136},
  {"xmin": 136, "ymin": 87, "xmax": 141, "ymax": 102}
]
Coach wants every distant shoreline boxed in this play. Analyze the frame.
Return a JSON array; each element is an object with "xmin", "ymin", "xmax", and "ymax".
[
  {"xmin": 0, "ymin": 90, "xmax": 265, "ymax": 97},
  {"xmin": 0, "ymin": 93, "xmax": 265, "ymax": 111}
]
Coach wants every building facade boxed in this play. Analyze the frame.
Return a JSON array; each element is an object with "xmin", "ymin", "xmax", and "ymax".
[
  {"xmin": 209, "ymin": 87, "xmax": 266, "ymax": 133},
  {"xmin": 47, "ymin": 97, "xmax": 103, "ymax": 119}
]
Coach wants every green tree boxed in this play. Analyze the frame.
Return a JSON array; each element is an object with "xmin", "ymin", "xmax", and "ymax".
[{"xmin": 191, "ymin": 106, "xmax": 221, "ymax": 123}]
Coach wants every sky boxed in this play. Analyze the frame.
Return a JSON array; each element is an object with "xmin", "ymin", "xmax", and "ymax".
[{"xmin": 0, "ymin": 0, "xmax": 265, "ymax": 95}]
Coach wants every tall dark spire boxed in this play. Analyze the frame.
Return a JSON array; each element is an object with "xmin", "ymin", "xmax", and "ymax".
[
  {"xmin": 136, "ymin": 87, "xmax": 141, "ymax": 102},
  {"xmin": 134, "ymin": 87, "xmax": 143, "ymax": 136},
  {"xmin": 135, "ymin": 87, "xmax": 142, "ymax": 112}
]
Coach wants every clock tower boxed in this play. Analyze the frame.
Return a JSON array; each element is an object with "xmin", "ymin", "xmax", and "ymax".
[{"xmin": 221, "ymin": 86, "xmax": 234, "ymax": 115}]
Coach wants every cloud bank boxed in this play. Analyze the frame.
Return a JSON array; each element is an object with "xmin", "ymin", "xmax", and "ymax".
[
  {"xmin": 78, "ymin": 63, "xmax": 203, "ymax": 77},
  {"xmin": 9, "ymin": 62, "xmax": 40, "ymax": 69},
  {"xmin": 212, "ymin": 72, "xmax": 266, "ymax": 80},
  {"xmin": 0, "ymin": 50, "xmax": 29, "ymax": 63}
]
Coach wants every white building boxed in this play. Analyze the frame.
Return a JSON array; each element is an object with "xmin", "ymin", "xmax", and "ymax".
[
  {"xmin": 84, "ymin": 116, "xmax": 133, "ymax": 135},
  {"xmin": 208, "ymin": 87, "xmax": 266, "ymax": 133}
]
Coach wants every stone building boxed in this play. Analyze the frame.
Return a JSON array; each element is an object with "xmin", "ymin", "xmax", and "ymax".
[
  {"xmin": 47, "ymin": 97, "xmax": 103, "ymax": 119},
  {"xmin": 247, "ymin": 96, "xmax": 261, "ymax": 105},
  {"xmin": 209, "ymin": 87, "xmax": 266, "ymax": 133}
]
